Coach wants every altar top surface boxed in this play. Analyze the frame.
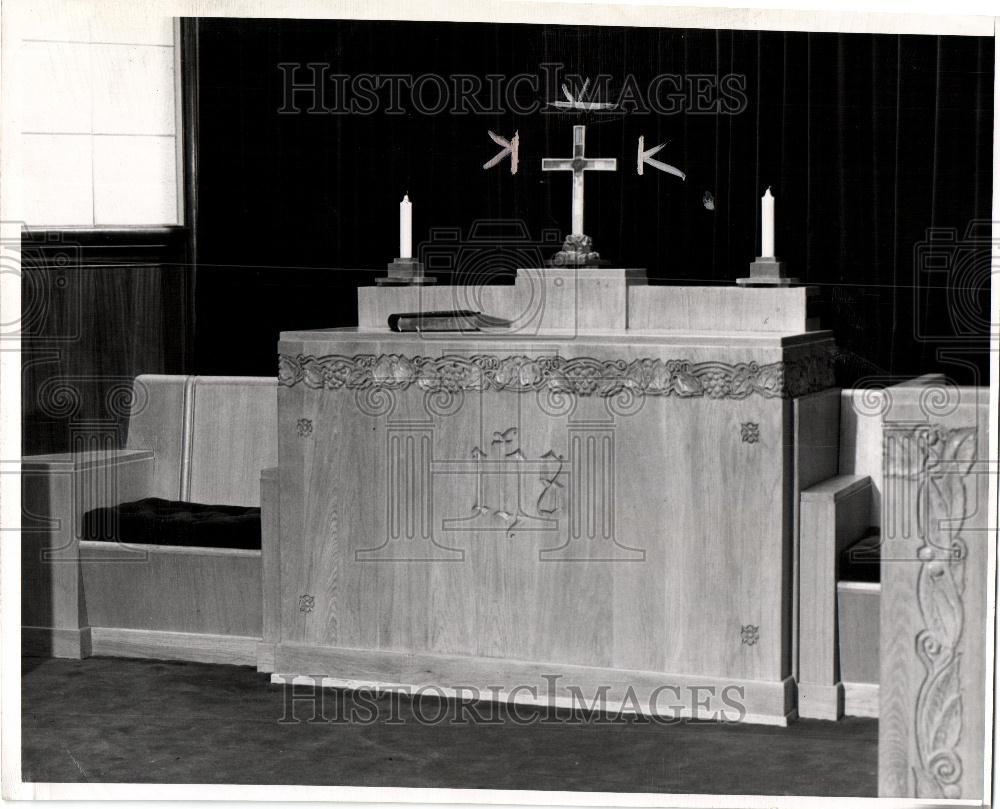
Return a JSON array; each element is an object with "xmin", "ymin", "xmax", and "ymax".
[{"xmin": 280, "ymin": 326, "xmax": 834, "ymax": 350}]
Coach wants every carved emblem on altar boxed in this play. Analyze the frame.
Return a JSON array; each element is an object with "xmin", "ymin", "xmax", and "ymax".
[
  {"xmin": 442, "ymin": 427, "xmax": 564, "ymax": 537},
  {"xmin": 353, "ymin": 417, "xmax": 645, "ymax": 563}
]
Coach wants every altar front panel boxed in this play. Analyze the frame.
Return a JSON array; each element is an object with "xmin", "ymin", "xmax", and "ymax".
[{"xmin": 276, "ymin": 332, "xmax": 832, "ymax": 691}]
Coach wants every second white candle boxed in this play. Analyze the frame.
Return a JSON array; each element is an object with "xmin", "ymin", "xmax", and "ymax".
[
  {"xmin": 761, "ymin": 187, "xmax": 774, "ymax": 258},
  {"xmin": 400, "ymin": 194, "xmax": 412, "ymax": 259}
]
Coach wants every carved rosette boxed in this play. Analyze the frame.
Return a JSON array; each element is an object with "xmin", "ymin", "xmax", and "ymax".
[
  {"xmin": 885, "ymin": 424, "xmax": 978, "ymax": 799},
  {"xmin": 277, "ymin": 350, "xmax": 834, "ymax": 400}
]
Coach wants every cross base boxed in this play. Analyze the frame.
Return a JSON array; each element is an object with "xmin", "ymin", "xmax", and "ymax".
[{"xmin": 547, "ymin": 234, "xmax": 609, "ymax": 268}]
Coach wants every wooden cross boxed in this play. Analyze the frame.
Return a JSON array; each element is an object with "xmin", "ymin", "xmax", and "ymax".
[{"xmin": 542, "ymin": 125, "xmax": 616, "ymax": 236}]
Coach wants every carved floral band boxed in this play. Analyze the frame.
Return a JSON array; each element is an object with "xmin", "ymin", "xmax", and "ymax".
[{"xmin": 278, "ymin": 351, "xmax": 834, "ymax": 399}]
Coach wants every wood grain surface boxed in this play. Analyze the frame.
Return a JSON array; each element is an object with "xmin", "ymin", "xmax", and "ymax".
[
  {"xmin": 21, "ymin": 449, "xmax": 154, "ymax": 657},
  {"xmin": 274, "ymin": 329, "xmax": 835, "ymax": 723},
  {"xmin": 90, "ymin": 627, "xmax": 258, "ymax": 666},
  {"xmin": 273, "ymin": 642, "xmax": 796, "ymax": 725},
  {"xmin": 186, "ymin": 376, "xmax": 278, "ymax": 506},
  {"xmin": 837, "ymin": 581, "xmax": 880, "ymax": 685},
  {"xmin": 878, "ymin": 384, "xmax": 989, "ymax": 799},
  {"xmin": 357, "ymin": 271, "xmax": 817, "ymax": 334},
  {"xmin": 258, "ymin": 466, "xmax": 281, "ymax": 672},
  {"xmin": 79, "ymin": 541, "xmax": 262, "ymax": 637}
]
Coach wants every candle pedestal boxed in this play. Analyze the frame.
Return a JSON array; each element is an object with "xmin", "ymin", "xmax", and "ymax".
[
  {"xmin": 375, "ymin": 257, "xmax": 437, "ymax": 287},
  {"xmin": 737, "ymin": 257, "xmax": 798, "ymax": 287}
]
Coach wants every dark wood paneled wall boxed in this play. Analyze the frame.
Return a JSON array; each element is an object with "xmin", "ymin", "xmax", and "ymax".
[{"xmin": 21, "ymin": 228, "xmax": 193, "ymax": 454}]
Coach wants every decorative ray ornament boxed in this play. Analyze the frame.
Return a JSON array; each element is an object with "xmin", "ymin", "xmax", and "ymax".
[
  {"xmin": 483, "ymin": 130, "xmax": 519, "ymax": 174},
  {"xmin": 549, "ymin": 78, "xmax": 617, "ymax": 111},
  {"xmin": 637, "ymin": 136, "xmax": 686, "ymax": 180}
]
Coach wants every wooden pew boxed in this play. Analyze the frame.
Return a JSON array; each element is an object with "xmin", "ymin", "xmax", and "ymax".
[
  {"xmin": 22, "ymin": 375, "xmax": 277, "ymax": 665},
  {"xmin": 796, "ymin": 376, "xmax": 990, "ymax": 750},
  {"xmin": 795, "ymin": 387, "xmax": 884, "ymax": 720}
]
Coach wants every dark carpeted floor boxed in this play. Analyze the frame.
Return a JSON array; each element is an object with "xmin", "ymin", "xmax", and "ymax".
[{"xmin": 22, "ymin": 656, "xmax": 877, "ymax": 795}]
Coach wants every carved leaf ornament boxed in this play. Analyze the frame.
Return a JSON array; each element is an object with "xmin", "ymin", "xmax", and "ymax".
[
  {"xmin": 278, "ymin": 352, "xmax": 834, "ymax": 399},
  {"xmin": 886, "ymin": 425, "xmax": 977, "ymax": 799}
]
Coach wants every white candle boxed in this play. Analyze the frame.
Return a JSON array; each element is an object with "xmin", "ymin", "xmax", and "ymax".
[
  {"xmin": 399, "ymin": 194, "xmax": 412, "ymax": 259},
  {"xmin": 761, "ymin": 187, "xmax": 775, "ymax": 258}
]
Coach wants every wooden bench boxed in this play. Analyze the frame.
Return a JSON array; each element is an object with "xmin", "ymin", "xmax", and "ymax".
[
  {"xmin": 795, "ymin": 375, "xmax": 967, "ymax": 722},
  {"xmin": 795, "ymin": 385, "xmax": 884, "ymax": 721},
  {"xmin": 22, "ymin": 375, "xmax": 277, "ymax": 667}
]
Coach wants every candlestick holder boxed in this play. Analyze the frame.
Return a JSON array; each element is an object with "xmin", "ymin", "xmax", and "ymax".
[
  {"xmin": 375, "ymin": 257, "xmax": 437, "ymax": 286},
  {"xmin": 736, "ymin": 256, "xmax": 798, "ymax": 287}
]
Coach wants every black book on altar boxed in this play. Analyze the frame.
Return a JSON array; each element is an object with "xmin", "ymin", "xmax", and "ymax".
[{"xmin": 387, "ymin": 310, "xmax": 511, "ymax": 332}]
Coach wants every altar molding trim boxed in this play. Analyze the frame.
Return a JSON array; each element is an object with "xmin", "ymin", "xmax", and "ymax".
[{"xmin": 278, "ymin": 350, "xmax": 835, "ymax": 399}]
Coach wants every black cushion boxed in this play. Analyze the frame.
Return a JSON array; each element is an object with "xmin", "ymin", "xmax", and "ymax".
[
  {"xmin": 82, "ymin": 498, "xmax": 261, "ymax": 550},
  {"xmin": 838, "ymin": 528, "xmax": 881, "ymax": 583}
]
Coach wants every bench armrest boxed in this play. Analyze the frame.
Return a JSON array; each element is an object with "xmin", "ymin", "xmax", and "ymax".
[
  {"xmin": 23, "ymin": 447, "xmax": 154, "ymax": 471},
  {"xmin": 22, "ymin": 449, "xmax": 154, "ymax": 651},
  {"xmin": 801, "ymin": 474, "xmax": 872, "ymax": 554},
  {"xmin": 798, "ymin": 474, "xmax": 873, "ymax": 720},
  {"xmin": 23, "ymin": 448, "xmax": 155, "ymax": 533}
]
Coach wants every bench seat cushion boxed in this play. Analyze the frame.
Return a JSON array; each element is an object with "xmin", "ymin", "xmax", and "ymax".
[{"xmin": 82, "ymin": 498, "xmax": 261, "ymax": 550}]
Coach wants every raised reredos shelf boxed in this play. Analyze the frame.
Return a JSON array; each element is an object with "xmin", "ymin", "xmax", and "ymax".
[{"xmin": 358, "ymin": 268, "xmax": 819, "ymax": 334}]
